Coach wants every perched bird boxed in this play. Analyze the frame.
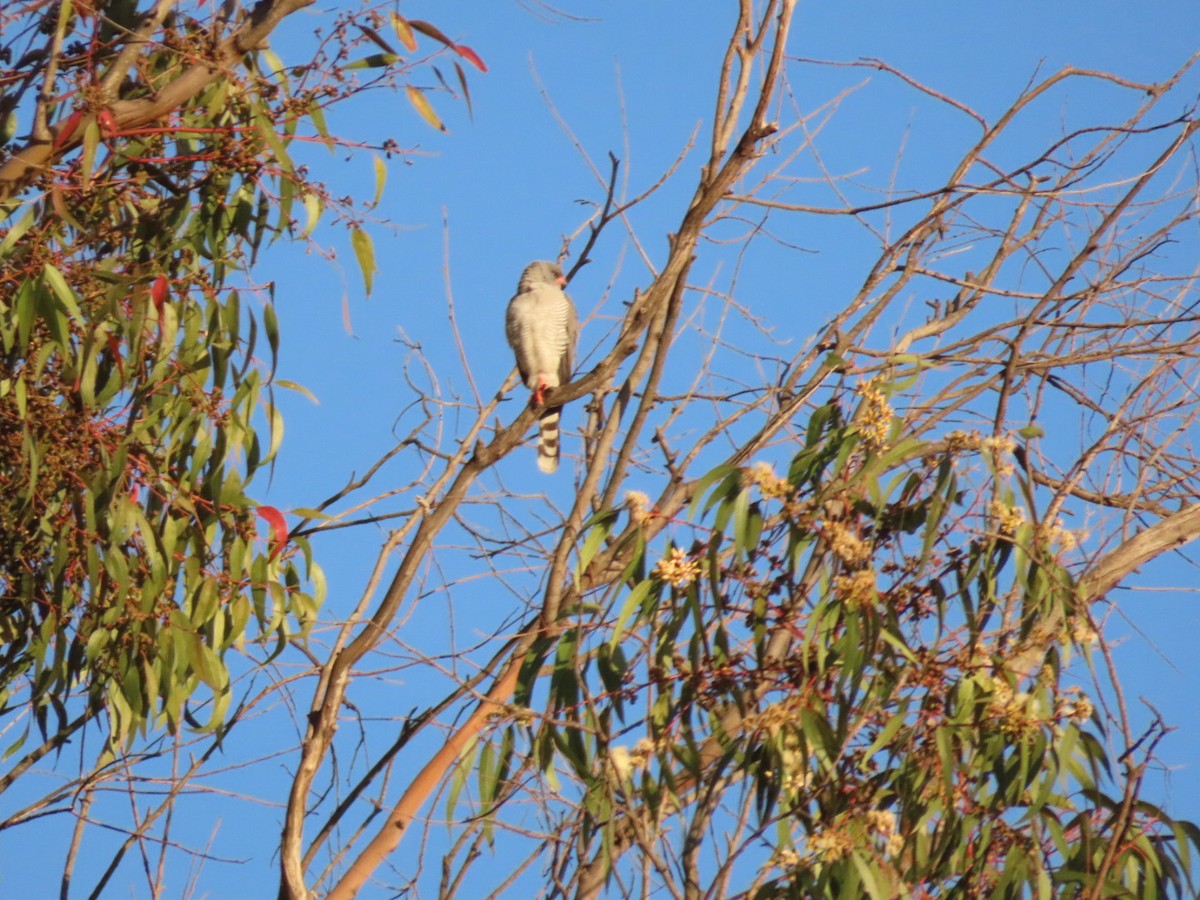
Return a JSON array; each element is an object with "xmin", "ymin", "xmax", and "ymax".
[{"xmin": 505, "ymin": 260, "xmax": 579, "ymax": 473}]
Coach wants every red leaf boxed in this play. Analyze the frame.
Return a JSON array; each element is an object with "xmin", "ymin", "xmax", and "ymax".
[
  {"xmin": 52, "ymin": 110, "xmax": 85, "ymax": 152},
  {"xmin": 150, "ymin": 275, "xmax": 169, "ymax": 314},
  {"xmin": 106, "ymin": 333, "xmax": 125, "ymax": 380},
  {"xmin": 256, "ymin": 506, "xmax": 289, "ymax": 560},
  {"xmin": 453, "ymin": 44, "xmax": 487, "ymax": 73}
]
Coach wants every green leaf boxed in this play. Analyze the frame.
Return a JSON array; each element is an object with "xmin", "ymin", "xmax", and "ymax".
[
  {"xmin": 371, "ymin": 154, "xmax": 387, "ymax": 208},
  {"xmin": 80, "ymin": 119, "xmax": 100, "ymax": 187},
  {"xmin": 576, "ymin": 511, "xmax": 616, "ymax": 583},
  {"xmin": 274, "ymin": 379, "xmax": 318, "ymax": 403},
  {"xmin": 258, "ymin": 48, "xmax": 291, "ymax": 92},
  {"xmin": 264, "ymin": 398, "xmax": 284, "ymax": 464},
  {"xmin": 609, "ymin": 578, "xmax": 656, "ymax": 650},
  {"xmin": 349, "ymin": 226, "xmax": 378, "ymax": 296},
  {"xmin": 0, "ymin": 205, "xmax": 36, "ymax": 257},
  {"xmin": 254, "ymin": 108, "xmax": 293, "ymax": 174},
  {"xmin": 263, "ymin": 297, "xmax": 280, "ymax": 378},
  {"xmin": 850, "ymin": 851, "xmax": 888, "ymax": 900},
  {"xmin": 445, "ymin": 735, "xmax": 477, "ymax": 821},
  {"xmin": 860, "ymin": 707, "xmax": 908, "ymax": 767},
  {"xmin": 346, "ymin": 52, "xmax": 403, "ymax": 70},
  {"xmin": 42, "ymin": 263, "xmax": 83, "ymax": 323},
  {"xmin": 0, "ymin": 108, "xmax": 17, "ymax": 147},
  {"xmin": 301, "ymin": 193, "xmax": 321, "ymax": 238}
]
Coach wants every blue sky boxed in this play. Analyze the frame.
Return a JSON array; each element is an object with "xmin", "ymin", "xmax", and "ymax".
[{"xmin": 5, "ymin": 1, "xmax": 1200, "ymax": 896}]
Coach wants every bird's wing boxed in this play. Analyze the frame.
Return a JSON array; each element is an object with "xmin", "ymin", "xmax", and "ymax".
[
  {"xmin": 559, "ymin": 290, "xmax": 579, "ymax": 386},
  {"xmin": 505, "ymin": 292, "xmax": 533, "ymax": 385}
]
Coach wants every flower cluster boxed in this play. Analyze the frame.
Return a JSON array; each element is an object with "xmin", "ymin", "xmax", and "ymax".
[
  {"xmin": 944, "ymin": 429, "xmax": 982, "ymax": 453},
  {"xmin": 808, "ymin": 825, "xmax": 855, "ymax": 862},
  {"xmin": 981, "ymin": 433, "xmax": 1017, "ymax": 476},
  {"xmin": 856, "ymin": 378, "xmax": 894, "ymax": 452},
  {"xmin": 608, "ymin": 737, "xmax": 657, "ymax": 780},
  {"xmin": 826, "ymin": 520, "xmax": 871, "ymax": 565},
  {"xmin": 1056, "ymin": 686, "xmax": 1094, "ymax": 725},
  {"xmin": 653, "ymin": 546, "xmax": 701, "ymax": 588},
  {"xmin": 980, "ymin": 434, "xmax": 1017, "ymax": 456},
  {"xmin": 772, "ymin": 845, "xmax": 801, "ymax": 869},
  {"xmin": 988, "ymin": 499, "xmax": 1026, "ymax": 536},
  {"xmin": 1068, "ymin": 615, "xmax": 1098, "ymax": 646},
  {"xmin": 746, "ymin": 461, "xmax": 793, "ymax": 500},
  {"xmin": 1035, "ymin": 518, "xmax": 1079, "ymax": 552},
  {"xmin": 864, "ymin": 809, "xmax": 904, "ymax": 857},
  {"xmin": 832, "ymin": 568, "xmax": 877, "ymax": 610},
  {"xmin": 986, "ymin": 680, "xmax": 1040, "ymax": 740}
]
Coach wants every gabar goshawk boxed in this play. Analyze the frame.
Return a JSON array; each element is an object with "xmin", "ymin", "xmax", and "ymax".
[{"xmin": 505, "ymin": 260, "xmax": 579, "ymax": 473}]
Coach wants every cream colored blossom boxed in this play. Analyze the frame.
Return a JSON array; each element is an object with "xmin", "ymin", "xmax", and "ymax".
[
  {"xmin": 1048, "ymin": 518, "xmax": 1078, "ymax": 551},
  {"xmin": 809, "ymin": 826, "xmax": 854, "ymax": 861},
  {"xmin": 833, "ymin": 568, "xmax": 877, "ymax": 610},
  {"xmin": 625, "ymin": 490, "xmax": 652, "ymax": 524},
  {"xmin": 629, "ymin": 738, "xmax": 656, "ymax": 767},
  {"xmin": 987, "ymin": 680, "xmax": 1039, "ymax": 739},
  {"xmin": 989, "ymin": 500, "xmax": 1026, "ymax": 536},
  {"xmin": 608, "ymin": 745, "xmax": 633, "ymax": 780},
  {"xmin": 856, "ymin": 379, "xmax": 894, "ymax": 452},
  {"xmin": 1057, "ymin": 687, "xmax": 1094, "ymax": 725},
  {"xmin": 981, "ymin": 433, "xmax": 1017, "ymax": 476},
  {"xmin": 826, "ymin": 521, "xmax": 871, "ymax": 565},
  {"xmin": 773, "ymin": 845, "xmax": 801, "ymax": 869},
  {"xmin": 654, "ymin": 546, "xmax": 701, "ymax": 588},
  {"xmin": 945, "ymin": 430, "xmax": 982, "ymax": 453},
  {"xmin": 865, "ymin": 810, "xmax": 903, "ymax": 857},
  {"xmin": 1068, "ymin": 616, "xmax": 1099, "ymax": 646},
  {"xmin": 747, "ymin": 461, "xmax": 793, "ymax": 500},
  {"xmin": 980, "ymin": 434, "xmax": 1017, "ymax": 455},
  {"xmin": 1071, "ymin": 696, "xmax": 1094, "ymax": 723}
]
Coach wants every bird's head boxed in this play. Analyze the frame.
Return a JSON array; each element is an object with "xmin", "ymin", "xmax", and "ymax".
[{"xmin": 519, "ymin": 260, "xmax": 567, "ymax": 291}]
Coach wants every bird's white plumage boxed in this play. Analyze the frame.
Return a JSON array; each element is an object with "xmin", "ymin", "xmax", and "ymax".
[{"xmin": 505, "ymin": 261, "xmax": 579, "ymax": 473}]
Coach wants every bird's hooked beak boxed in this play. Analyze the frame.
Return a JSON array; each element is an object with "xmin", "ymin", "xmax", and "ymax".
[{"xmin": 556, "ymin": 275, "xmax": 567, "ymax": 287}]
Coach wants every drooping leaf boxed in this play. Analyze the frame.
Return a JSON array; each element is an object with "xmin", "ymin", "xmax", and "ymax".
[
  {"xmin": 349, "ymin": 225, "xmax": 378, "ymax": 295},
  {"xmin": 150, "ymin": 275, "xmax": 169, "ymax": 316},
  {"xmin": 51, "ymin": 109, "xmax": 85, "ymax": 152},
  {"xmin": 256, "ymin": 506, "xmax": 289, "ymax": 560},
  {"xmin": 390, "ymin": 12, "xmax": 419, "ymax": 52},
  {"xmin": 408, "ymin": 19, "xmax": 455, "ymax": 47},
  {"xmin": 405, "ymin": 85, "xmax": 446, "ymax": 132},
  {"xmin": 371, "ymin": 154, "xmax": 387, "ymax": 208},
  {"xmin": 356, "ymin": 23, "xmax": 398, "ymax": 55},
  {"xmin": 454, "ymin": 43, "xmax": 488, "ymax": 73},
  {"xmin": 454, "ymin": 62, "xmax": 474, "ymax": 121}
]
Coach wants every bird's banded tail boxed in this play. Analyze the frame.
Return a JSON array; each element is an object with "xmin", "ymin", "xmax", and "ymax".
[{"xmin": 537, "ymin": 406, "xmax": 562, "ymax": 473}]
